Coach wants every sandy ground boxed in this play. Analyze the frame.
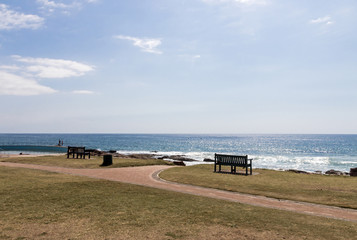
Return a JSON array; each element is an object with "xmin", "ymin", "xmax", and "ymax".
[{"xmin": 1, "ymin": 161, "xmax": 356, "ymax": 223}]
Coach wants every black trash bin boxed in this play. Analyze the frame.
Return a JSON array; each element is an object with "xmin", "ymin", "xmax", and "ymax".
[
  {"xmin": 350, "ymin": 167, "xmax": 357, "ymax": 176},
  {"xmin": 101, "ymin": 154, "xmax": 113, "ymax": 166}
]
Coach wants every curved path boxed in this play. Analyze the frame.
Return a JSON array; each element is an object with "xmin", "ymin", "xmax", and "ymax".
[{"xmin": 1, "ymin": 162, "xmax": 357, "ymax": 223}]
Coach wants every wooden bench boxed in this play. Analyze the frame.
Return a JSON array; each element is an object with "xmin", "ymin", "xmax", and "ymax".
[
  {"xmin": 67, "ymin": 146, "xmax": 91, "ymax": 159},
  {"xmin": 214, "ymin": 154, "xmax": 252, "ymax": 175}
]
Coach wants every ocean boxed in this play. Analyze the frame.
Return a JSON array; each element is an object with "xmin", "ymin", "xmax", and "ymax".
[{"xmin": 1, "ymin": 134, "xmax": 356, "ymax": 173}]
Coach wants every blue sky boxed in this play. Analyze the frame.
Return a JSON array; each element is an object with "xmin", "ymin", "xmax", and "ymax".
[{"xmin": 0, "ymin": 0, "xmax": 356, "ymax": 134}]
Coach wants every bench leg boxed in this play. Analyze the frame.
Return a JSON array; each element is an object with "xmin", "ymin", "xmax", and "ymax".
[{"xmin": 246, "ymin": 166, "xmax": 248, "ymax": 176}]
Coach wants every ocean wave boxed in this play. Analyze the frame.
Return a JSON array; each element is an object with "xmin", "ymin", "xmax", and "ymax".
[{"xmin": 117, "ymin": 150, "xmax": 352, "ymax": 172}]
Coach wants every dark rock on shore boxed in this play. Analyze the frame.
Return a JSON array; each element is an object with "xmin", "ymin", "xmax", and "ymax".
[
  {"xmin": 88, "ymin": 149, "xmax": 104, "ymax": 156},
  {"xmin": 91, "ymin": 151, "xmax": 126, "ymax": 158},
  {"xmin": 169, "ymin": 155, "xmax": 196, "ymax": 161},
  {"xmin": 285, "ymin": 169, "xmax": 350, "ymax": 176},
  {"xmin": 173, "ymin": 161, "xmax": 185, "ymax": 166},
  {"xmin": 287, "ymin": 169, "xmax": 310, "ymax": 174},
  {"xmin": 89, "ymin": 150, "xmax": 155, "ymax": 159},
  {"xmin": 204, "ymin": 158, "xmax": 214, "ymax": 162},
  {"xmin": 325, "ymin": 169, "xmax": 349, "ymax": 176},
  {"xmin": 127, "ymin": 154, "xmax": 156, "ymax": 159},
  {"xmin": 158, "ymin": 155, "xmax": 196, "ymax": 162}
]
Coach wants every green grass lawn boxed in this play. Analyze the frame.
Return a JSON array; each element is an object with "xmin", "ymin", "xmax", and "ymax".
[
  {"xmin": 1, "ymin": 166, "xmax": 356, "ymax": 240},
  {"xmin": 159, "ymin": 164, "xmax": 357, "ymax": 209},
  {"xmin": 0, "ymin": 154, "xmax": 173, "ymax": 168}
]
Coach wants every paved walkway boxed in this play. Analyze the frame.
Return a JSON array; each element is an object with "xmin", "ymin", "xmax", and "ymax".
[{"xmin": 1, "ymin": 162, "xmax": 357, "ymax": 223}]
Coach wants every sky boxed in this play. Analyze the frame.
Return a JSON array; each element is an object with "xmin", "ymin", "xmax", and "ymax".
[{"xmin": 0, "ymin": 0, "xmax": 357, "ymax": 134}]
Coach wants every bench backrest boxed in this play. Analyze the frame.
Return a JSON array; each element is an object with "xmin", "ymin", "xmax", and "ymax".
[
  {"xmin": 76, "ymin": 147, "xmax": 85, "ymax": 153},
  {"xmin": 215, "ymin": 154, "xmax": 248, "ymax": 165},
  {"xmin": 67, "ymin": 146, "xmax": 85, "ymax": 153}
]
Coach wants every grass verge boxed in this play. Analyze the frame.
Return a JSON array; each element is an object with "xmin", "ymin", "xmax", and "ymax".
[
  {"xmin": 1, "ymin": 166, "xmax": 356, "ymax": 240},
  {"xmin": 0, "ymin": 154, "xmax": 172, "ymax": 168},
  {"xmin": 159, "ymin": 164, "xmax": 357, "ymax": 209}
]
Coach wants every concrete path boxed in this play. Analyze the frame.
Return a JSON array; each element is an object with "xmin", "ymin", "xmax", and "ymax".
[{"xmin": 1, "ymin": 162, "xmax": 357, "ymax": 223}]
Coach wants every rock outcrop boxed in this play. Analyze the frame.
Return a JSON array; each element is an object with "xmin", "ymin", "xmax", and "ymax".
[
  {"xmin": 287, "ymin": 169, "xmax": 309, "ymax": 174},
  {"xmin": 325, "ymin": 169, "xmax": 349, "ymax": 176}
]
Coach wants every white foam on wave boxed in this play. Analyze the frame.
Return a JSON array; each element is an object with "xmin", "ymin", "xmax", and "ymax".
[
  {"xmin": 250, "ymin": 155, "xmax": 351, "ymax": 172},
  {"xmin": 341, "ymin": 161, "xmax": 357, "ymax": 164}
]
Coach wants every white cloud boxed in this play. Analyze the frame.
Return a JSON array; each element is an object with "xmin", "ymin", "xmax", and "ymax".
[
  {"xmin": 201, "ymin": 0, "xmax": 268, "ymax": 5},
  {"xmin": 310, "ymin": 16, "xmax": 334, "ymax": 25},
  {"xmin": 0, "ymin": 4, "xmax": 44, "ymax": 30},
  {"xmin": 0, "ymin": 65, "xmax": 21, "ymax": 71},
  {"xmin": 72, "ymin": 90, "xmax": 94, "ymax": 94},
  {"xmin": 37, "ymin": 0, "xmax": 97, "ymax": 13},
  {"xmin": 0, "ymin": 56, "xmax": 95, "ymax": 96},
  {"xmin": 0, "ymin": 70, "xmax": 56, "ymax": 96},
  {"xmin": 37, "ymin": 0, "xmax": 70, "ymax": 9},
  {"xmin": 115, "ymin": 35, "xmax": 163, "ymax": 54},
  {"xmin": 12, "ymin": 55, "xmax": 94, "ymax": 78}
]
